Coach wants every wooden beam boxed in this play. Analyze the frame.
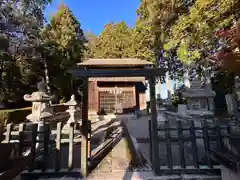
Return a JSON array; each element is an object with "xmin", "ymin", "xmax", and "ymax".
[
  {"xmin": 149, "ymin": 76, "xmax": 160, "ymax": 175},
  {"xmin": 70, "ymin": 68, "xmax": 165, "ymax": 77},
  {"xmin": 89, "ymin": 77, "xmax": 145, "ymax": 82}
]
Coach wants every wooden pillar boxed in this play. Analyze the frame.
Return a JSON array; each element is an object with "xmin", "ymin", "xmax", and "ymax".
[
  {"xmin": 149, "ymin": 76, "xmax": 160, "ymax": 175},
  {"xmin": 88, "ymin": 80, "xmax": 98, "ymax": 113},
  {"xmin": 81, "ymin": 77, "xmax": 89, "ymax": 177}
]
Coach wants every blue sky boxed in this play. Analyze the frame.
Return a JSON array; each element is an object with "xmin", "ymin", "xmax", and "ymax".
[
  {"xmin": 44, "ymin": 0, "xmax": 140, "ymax": 35},
  {"xmin": 44, "ymin": 0, "xmax": 174, "ymax": 99}
]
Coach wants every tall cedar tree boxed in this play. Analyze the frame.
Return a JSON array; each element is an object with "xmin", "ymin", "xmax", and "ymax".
[
  {"xmin": 86, "ymin": 21, "xmax": 155, "ymax": 62},
  {"xmin": 42, "ymin": 4, "xmax": 86, "ymax": 99}
]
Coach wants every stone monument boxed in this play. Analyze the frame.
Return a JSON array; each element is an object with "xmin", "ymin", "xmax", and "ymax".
[{"xmin": 180, "ymin": 79, "xmax": 216, "ymax": 116}]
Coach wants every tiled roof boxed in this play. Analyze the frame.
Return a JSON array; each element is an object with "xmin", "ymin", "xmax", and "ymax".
[{"xmin": 77, "ymin": 58, "xmax": 153, "ymax": 66}]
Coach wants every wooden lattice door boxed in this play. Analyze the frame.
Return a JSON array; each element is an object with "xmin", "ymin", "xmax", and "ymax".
[
  {"xmin": 99, "ymin": 91, "xmax": 116, "ymax": 113},
  {"xmin": 121, "ymin": 91, "xmax": 134, "ymax": 111}
]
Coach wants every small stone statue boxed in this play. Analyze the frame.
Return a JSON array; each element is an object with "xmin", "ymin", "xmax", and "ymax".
[{"xmin": 24, "ymin": 78, "xmax": 54, "ymax": 122}]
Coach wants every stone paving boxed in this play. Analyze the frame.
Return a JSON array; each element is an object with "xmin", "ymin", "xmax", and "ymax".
[{"xmin": 86, "ymin": 122, "xmax": 157, "ymax": 180}]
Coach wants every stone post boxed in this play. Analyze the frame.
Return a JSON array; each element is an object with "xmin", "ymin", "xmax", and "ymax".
[{"xmin": 167, "ymin": 90, "xmax": 172, "ymax": 106}]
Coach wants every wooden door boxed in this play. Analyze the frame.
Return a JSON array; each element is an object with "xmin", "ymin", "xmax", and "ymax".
[
  {"xmin": 121, "ymin": 91, "xmax": 134, "ymax": 112},
  {"xmin": 99, "ymin": 91, "xmax": 116, "ymax": 113}
]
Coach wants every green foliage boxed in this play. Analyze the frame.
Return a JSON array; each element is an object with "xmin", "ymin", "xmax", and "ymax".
[
  {"xmin": 43, "ymin": 4, "xmax": 86, "ymax": 66},
  {"xmin": 0, "ymin": 0, "xmax": 51, "ymax": 103},
  {"xmin": 0, "ymin": 108, "xmax": 31, "ymax": 125},
  {"xmin": 165, "ymin": 0, "xmax": 240, "ymax": 64},
  {"xmin": 41, "ymin": 3, "xmax": 86, "ymax": 98},
  {"xmin": 137, "ymin": 0, "xmax": 193, "ymax": 47},
  {"xmin": 85, "ymin": 21, "xmax": 155, "ymax": 62},
  {"xmin": 0, "ymin": 1, "xmax": 86, "ymax": 106},
  {"xmin": 131, "ymin": 24, "xmax": 155, "ymax": 62},
  {"xmin": 171, "ymin": 92, "xmax": 186, "ymax": 107},
  {"xmin": 84, "ymin": 32, "xmax": 98, "ymax": 58},
  {"xmin": 91, "ymin": 22, "xmax": 132, "ymax": 58},
  {"xmin": 59, "ymin": 96, "xmax": 67, "ymax": 104},
  {"xmin": 135, "ymin": 0, "xmax": 193, "ymax": 75}
]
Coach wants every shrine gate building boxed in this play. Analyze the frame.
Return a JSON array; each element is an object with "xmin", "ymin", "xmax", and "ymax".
[{"xmin": 77, "ymin": 58, "xmax": 153, "ymax": 114}]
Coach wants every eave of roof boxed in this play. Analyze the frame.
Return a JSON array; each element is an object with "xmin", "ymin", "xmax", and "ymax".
[
  {"xmin": 77, "ymin": 58, "xmax": 153, "ymax": 66},
  {"xmin": 89, "ymin": 77, "xmax": 145, "ymax": 82}
]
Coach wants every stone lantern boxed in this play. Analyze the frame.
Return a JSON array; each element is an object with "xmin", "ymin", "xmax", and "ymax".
[
  {"xmin": 24, "ymin": 79, "xmax": 54, "ymax": 122},
  {"xmin": 64, "ymin": 94, "xmax": 78, "ymax": 126},
  {"xmin": 180, "ymin": 79, "xmax": 216, "ymax": 117},
  {"xmin": 23, "ymin": 79, "xmax": 54, "ymax": 150}
]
